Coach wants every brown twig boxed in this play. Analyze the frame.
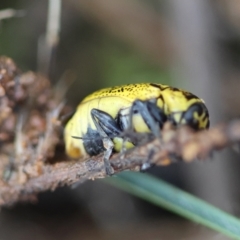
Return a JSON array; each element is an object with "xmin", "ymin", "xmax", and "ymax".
[
  {"xmin": 1, "ymin": 120, "xmax": 240, "ymax": 206},
  {"xmin": 0, "ymin": 56, "xmax": 240, "ymax": 207}
]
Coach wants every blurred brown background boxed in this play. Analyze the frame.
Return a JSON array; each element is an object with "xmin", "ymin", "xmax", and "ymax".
[{"xmin": 1, "ymin": 0, "xmax": 240, "ymax": 239}]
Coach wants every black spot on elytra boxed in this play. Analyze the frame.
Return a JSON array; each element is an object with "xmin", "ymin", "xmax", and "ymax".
[
  {"xmin": 182, "ymin": 91, "xmax": 199, "ymax": 101},
  {"xmin": 157, "ymin": 94, "xmax": 164, "ymax": 102},
  {"xmin": 150, "ymin": 83, "xmax": 168, "ymax": 91}
]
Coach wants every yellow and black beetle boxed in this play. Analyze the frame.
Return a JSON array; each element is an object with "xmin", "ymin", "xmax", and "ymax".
[{"xmin": 64, "ymin": 83, "xmax": 210, "ymax": 174}]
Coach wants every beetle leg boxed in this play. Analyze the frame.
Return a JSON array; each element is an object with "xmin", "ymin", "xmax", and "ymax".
[
  {"xmin": 91, "ymin": 109, "xmax": 121, "ymax": 137},
  {"xmin": 119, "ymin": 138, "xmax": 129, "ymax": 159},
  {"xmin": 102, "ymin": 137, "xmax": 114, "ymax": 175},
  {"xmin": 127, "ymin": 99, "xmax": 168, "ymax": 171},
  {"xmin": 91, "ymin": 109, "xmax": 122, "ymax": 175},
  {"xmin": 129, "ymin": 99, "xmax": 167, "ymax": 138},
  {"xmin": 116, "ymin": 107, "xmax": 133, "ymax": 158}
]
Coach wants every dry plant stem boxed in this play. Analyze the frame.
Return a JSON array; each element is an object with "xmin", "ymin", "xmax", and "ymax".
[
  {"xmin": 1, "ymin": 120, "xmax": 240, "ymax": 207},
  {"xmin": 0, "ymin": 56, "xmax": 240, "ymax": 207}
]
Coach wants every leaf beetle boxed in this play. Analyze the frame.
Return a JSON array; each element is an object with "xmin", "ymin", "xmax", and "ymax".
[{"xmin": 64, "ymin": 83, "xmax": 210, "ymax": 174}]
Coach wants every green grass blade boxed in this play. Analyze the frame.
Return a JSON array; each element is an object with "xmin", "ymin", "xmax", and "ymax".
[{"xmin": 105, "ymin": 171, "xmax": 240, "ymax": 239}]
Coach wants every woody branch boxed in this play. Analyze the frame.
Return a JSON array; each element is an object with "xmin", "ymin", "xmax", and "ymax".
[{"xmin": 0, "ymin": 57, "xmax": 239, "ymax": 207}]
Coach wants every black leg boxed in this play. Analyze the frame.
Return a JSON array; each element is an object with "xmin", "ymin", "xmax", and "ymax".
[
  {"xmin": 129, "ymin": 99, "xmax": 167, "ymax": 138},
  {"xmin": 127, "ymin": 99, "xmax": 167, "ymax": 171},
  {"xmin": 91, "ymin": 109, "xmax": 122, "ymax": 175},
  {"xmin": 91, "ymin": 109, "xmax": 121, "ymax": 137}
]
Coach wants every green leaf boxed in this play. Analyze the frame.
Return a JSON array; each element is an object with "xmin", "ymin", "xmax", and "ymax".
[{"xmin": 105, "ymin": 171, "xmax": 240, "ymax": 239}]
